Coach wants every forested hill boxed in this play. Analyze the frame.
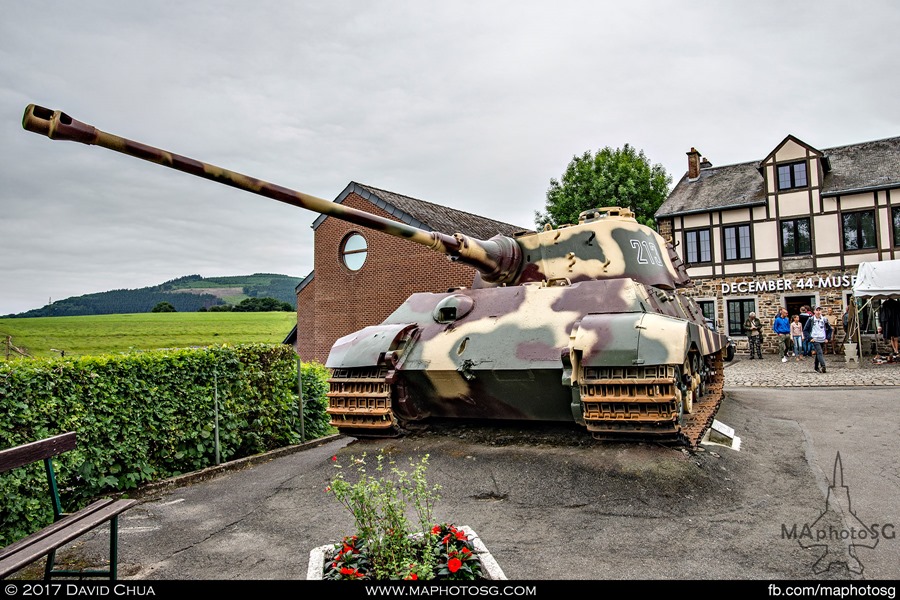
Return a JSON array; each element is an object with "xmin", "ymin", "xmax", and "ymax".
[{"xmin": 7, "ymin": 274, "xmax": 303, "ymax": 318}]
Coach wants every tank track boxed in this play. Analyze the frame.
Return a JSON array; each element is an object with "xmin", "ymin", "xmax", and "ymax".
[
  {"xmin": 326, "ymin": 350, "xmax": 725, "ymax": 446},
  {"xmin": 326, "ymin": 366, "xmax": 402, "ymax": 437},
  {"xmin": 578, "ymin": 350, "xmax": 725, "ymax": 448}
]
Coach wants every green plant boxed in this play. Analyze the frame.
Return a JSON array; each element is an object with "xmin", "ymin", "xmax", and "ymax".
[
  {"xmin": 324, "ymin": 452, "xmax": 482, "ymax": 581},
  {"xmin": 0, "ymin": 344, "xmax": 332, "ymax": 546}
]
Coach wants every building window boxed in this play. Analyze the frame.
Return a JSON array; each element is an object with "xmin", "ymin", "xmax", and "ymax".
[
  {"xmin": 727, "ymin": 298, "xmax": 756, "ymax": 337},
  {"xmin": 893, "ymin": 207, "xmax": 900, "ymax": 247},
  {"xmin": 340, "ymin": 232, "xmax": 368, "ymax": 271},
  {"xmin": 696, "ymin": 299, "xmax": 717, "ymax": 329},
  {"xmin": 777, "ymin": 161, "xmax": 808, "ymax": 190},
  {"xmin": 781, "ymin": 218, "xmax": 811, "ymax": 256},
  {"xmin": 697, "ymin": 300, "xmax": 716, "ymax": 323},
  {"xmin": 684, "ymin": 228, "xmax": 711, "ymax": 264},
  {"xmin": 723, "ymin": 224, "xmax": 752, "ymax": 261},
  {"xmin": 841, "ymin": 211, "xmax": 876, "ymax": 251}
]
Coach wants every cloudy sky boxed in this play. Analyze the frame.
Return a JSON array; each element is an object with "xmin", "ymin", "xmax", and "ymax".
[{"xmin": 2, "ymin": 1, "xmax": 899, "ymax": 315}]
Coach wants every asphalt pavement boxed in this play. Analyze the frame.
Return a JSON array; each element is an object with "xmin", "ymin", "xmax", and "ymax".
[{"xmin": 8, "ymin": 354, "xmax": 900, "ymax": 582}]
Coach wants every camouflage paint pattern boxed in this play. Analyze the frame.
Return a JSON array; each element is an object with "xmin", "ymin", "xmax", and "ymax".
[
  {"xmin": 506, "ymin": 208, "xmax": 685, "ymax": 290},
  {"xmin": 326, "ymin": 278, "xmax": 726, "ymax": 426}
]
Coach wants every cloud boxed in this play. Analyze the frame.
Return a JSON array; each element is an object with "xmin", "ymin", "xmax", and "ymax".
[{"xmin": 1, "ymin": 1, "xmax": 899, "ymax": 314}]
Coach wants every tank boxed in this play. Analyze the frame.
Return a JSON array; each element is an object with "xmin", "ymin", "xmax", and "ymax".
[{"xmin": 22, "ymin": 103, "xmax": 733, "ymax": 447}]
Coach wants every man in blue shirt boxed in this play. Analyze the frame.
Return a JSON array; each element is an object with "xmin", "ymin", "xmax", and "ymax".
[{"xmin": 773, "ymin": 307, "xmax": 792, "ymax": 362}]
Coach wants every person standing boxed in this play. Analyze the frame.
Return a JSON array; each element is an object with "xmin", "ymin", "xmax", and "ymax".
[
  {"xmin": 798, "ymin": 306, "xmax": 813, "ymax": 356},
  {"xmin": 824, "ymin": 308, "xmax": 839, "ymax": 355},
  {"xmin": 879, "ymin": 298, "xmax": 900, "ymax": 359},
  {"xmin": 773, "ymin": 307, "xmax": 792, "ymax": 362},
  {"xmin": 744, "ymin": 312, "xmax": 763, "ymax": 359},
  {"xmin": 790, "ymin": 315, "xmax": 804, "ymax": 361},
  {"xmin": 803, "ymin": 306, "xmax": 833, "ymax": 373}
]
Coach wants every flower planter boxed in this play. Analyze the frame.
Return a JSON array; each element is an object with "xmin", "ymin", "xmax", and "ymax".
[{"xmin": 307, "ymin": 526, "xmax": 507, "ymax": 580}]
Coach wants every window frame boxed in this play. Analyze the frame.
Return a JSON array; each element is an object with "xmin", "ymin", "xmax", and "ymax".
[
  {"xmin": 683, "ymin": 227, "xmax": 712, "ymax": 264},
  {"xmin": 892, "ymin": 206, "xmax": 900, "ymax": 248},
  {"xmin": 696, "ymin": 299, "xmax": 718, "ymax": 330},
  {"xmin": 780, "ymin": 217, "xmax": 812, "ymax": 256},
  {"xmin": 841, "ymin": 210, "xmax": 877, "ymax": 251},
  {"xmin": 723, "ymin": 223, "xmax": 752, "ymax": 261},
  {"xmin": 726, "ymin": 297, "xmax": 757, "ymax": 337},
  {"xmin": 777, "ymin": 161, "xmax": 809, "ymax": 191},
  {"xmin": 340, "ymin": 232, "xmax": 369, "ymax": 272}
]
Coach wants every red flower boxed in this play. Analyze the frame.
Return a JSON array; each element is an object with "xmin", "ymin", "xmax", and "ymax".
[
  {"xmin": 455, "ymin": 530, "xmax": 468, "ymax": 541},
  {"xmin": 331, "ymin": 455, "xmax": 337, "ymax": 461},
  {"xmin": 431, "ymin": 525, "xmax": 442, "ymax": 535},
  {"xmin": 461, "ymin": 547, "xmax": 472, "ymax": 556},
  {"xmin": 442, "ymin": 534, "xmax": 451, "ymax": 544},
  {"xmin": 405, "ymin": 572, "xmax": 418, "ymax": 580},
  {"xmin": 448, "ymin": 557, "xmax": 462, "ymax": 573},
  {"xmin": 340, "ymin": 566, "xmax": 356, "ymax": 576}
]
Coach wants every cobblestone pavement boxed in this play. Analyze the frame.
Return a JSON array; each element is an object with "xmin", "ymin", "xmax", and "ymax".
[{"xmin": 725, "ymin": 350, "xmax": 900, "ymax": 387}]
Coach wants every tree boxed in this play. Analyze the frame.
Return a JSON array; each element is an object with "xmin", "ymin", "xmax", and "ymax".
[
  {"xmin": 151, "ymin": 301, "xmax": 176, "ymax": 313},
  {"xmin": 232, "ymin": 297, "xmax": 293, "ymax": 312},
  {"xmin": 535, "ymin": 144, "xmax": 671, "ymax": 229}
]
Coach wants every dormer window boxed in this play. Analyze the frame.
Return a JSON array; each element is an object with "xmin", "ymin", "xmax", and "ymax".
[{"xmin": 777, "ymin": 161, "xmax": 808, "ymax": 190}]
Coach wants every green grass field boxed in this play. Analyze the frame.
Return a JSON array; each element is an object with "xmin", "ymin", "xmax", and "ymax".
[{"xmin": 0, "ymin": 312, "xmax": 297, "ymax": 359}]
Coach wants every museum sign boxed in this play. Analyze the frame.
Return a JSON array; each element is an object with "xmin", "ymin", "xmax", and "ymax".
[{"xmin": 721, "ymin": 274, "xmax": 857, "ymax": 295}]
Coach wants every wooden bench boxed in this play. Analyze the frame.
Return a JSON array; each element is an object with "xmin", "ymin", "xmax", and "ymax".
[{"xmin": 0, "ymin": 432, "xmax": 137, "ymax": 580}]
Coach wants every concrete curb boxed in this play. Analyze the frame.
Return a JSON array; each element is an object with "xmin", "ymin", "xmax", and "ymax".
[{"xmin": 127, "ymin": 434, "xmax": 344, "ymax": 501}]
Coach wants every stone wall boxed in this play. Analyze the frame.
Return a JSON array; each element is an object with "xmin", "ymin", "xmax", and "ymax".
[{"xmin": 679, "ymin": 269, "xmax": 893, "ymax": 356}]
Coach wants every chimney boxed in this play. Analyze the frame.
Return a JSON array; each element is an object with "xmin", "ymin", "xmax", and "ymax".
[
  {"xmin": 700, "ymin": 157, "xmax": 712, "ymax": 169},
  {"xmin": 687, "ymin": 147, "xmax": 701, "ymax": 180}
]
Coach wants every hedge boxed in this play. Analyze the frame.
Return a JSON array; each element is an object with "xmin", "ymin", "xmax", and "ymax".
[{"xmin": 0, "ymin": 343, "xmax": 331, "ymax": 546}]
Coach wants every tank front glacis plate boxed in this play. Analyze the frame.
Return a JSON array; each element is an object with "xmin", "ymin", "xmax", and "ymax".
[{"xmin": 383, "ymin": 279, "xmax": 643, "ymax": 372}]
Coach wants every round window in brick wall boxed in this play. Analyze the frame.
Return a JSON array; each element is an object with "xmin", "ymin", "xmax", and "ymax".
[{"xmin": 340, "ymin": 232, "xmax": 368, "ymax": 271}]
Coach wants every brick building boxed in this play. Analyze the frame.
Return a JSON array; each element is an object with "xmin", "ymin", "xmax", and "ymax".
[
  {"xmin": 655, "ymin": 134, "xmax": 900, "ymax": 356},
  {"xmin": 291, "ymin": 182, "xmax": 527, "ymax": 363}
]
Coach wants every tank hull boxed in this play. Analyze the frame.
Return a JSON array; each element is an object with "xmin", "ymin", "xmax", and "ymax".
[{"xmin": 326, "ymin": 278, "xmax": 728, "ymax": 446}]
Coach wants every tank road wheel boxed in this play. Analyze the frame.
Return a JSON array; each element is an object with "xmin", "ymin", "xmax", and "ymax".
[
  {"xmin": 681, "ymin": 350, "xmax": 707, "ymax": 415},
  {"xmin": 675, "ymin": 349, "xmax": 726, "ymax": 448},
  {"xmin": 681, "ymin": 356, "xmax": 698, "ymax": 415},
  {"xmin": 674, "ymin": 386, "xmax": 685, "ymax": 426}
]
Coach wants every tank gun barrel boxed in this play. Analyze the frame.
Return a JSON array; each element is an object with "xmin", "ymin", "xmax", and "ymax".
[{"xmin": 22, "ymin": 104, "xmax": 521, "ymax": 284}]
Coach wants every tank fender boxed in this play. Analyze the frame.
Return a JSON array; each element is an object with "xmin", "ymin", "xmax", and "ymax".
[
  {"xmin": 571, "ymin": 312, "xmax": 695, "ymax": 367},
  {"xmin": 325, "ymin": 323, "xmax": 418, "ymax": 369}
]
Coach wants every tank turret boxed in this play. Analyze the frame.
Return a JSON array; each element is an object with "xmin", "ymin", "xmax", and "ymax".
[{"xmin": 22, "ymin": 103, "xmax": 731, "ymax": 447}]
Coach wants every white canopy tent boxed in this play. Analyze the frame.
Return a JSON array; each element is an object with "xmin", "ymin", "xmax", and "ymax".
[
  {"xmin": 853, "ymin": 259, "xmax": 900, "ymax": 301},
  {"xmin": 850, "ymin": 259, "xmax": 900, "ymax": 354}
]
